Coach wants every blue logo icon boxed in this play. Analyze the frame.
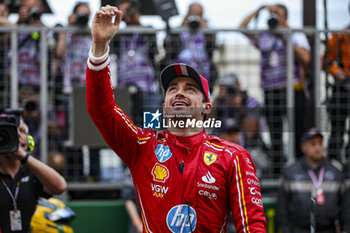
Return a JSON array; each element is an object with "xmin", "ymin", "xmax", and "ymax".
[
  {"xmin": 167, "ymin": 205, "xmax": 196, "ymax": 233},
  {"xmin": 143, "ymin": 109, "xmax": 162, "ymax": 129},
  {"xmin": 155, "ymin": 145, "xmax": 172, "ymax": 162}
]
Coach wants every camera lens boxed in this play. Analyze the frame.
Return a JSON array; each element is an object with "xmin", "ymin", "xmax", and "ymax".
[
  {"xmin": 0, "ymin": 130, "xmax": 9, "ymax": 147},
  {"xmin": 28, "ymin": 7, "xmax": 41, "ymax": 21},
  {"xmin": 188, "ymin": 15, "xmax": 201, "ymax": 31},
  {"xmin": 24, "ymin": 101, "xmax": 37, "ymax": 112},
  {"xmin": 267, "ymin": 13, "xmax": 279, "ymax": 29},
  {"xmin": 75, "ymin": 13, "xmax": 89, "ymax": 26},
  {"xmin": 0, "ymin": 126, "xmax": 18, "ymax": 153}
]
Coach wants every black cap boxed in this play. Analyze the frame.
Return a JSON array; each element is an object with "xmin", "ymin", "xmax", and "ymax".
[{"xmin": 300, "ymin": 128, "xmax": 323, "ymax": 143}]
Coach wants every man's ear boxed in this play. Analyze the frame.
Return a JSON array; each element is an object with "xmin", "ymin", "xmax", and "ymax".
[
  {"xmin": 202, "ymin": 103, "xmax": 212, "ymax": 115},
  {"xmin": 300, "ymin": 142, "xmax": 306, "ymax": 155}
]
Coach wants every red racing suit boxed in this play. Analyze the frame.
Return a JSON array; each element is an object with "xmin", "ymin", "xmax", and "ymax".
[{"xmin": 86, "ymin": 49, "xmax": 267, "ymax": 233}]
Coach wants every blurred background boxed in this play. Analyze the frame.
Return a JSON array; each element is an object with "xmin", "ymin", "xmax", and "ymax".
[{"xmin": 0, "ymin": 0, "xmax": 349, "ymax": 232}]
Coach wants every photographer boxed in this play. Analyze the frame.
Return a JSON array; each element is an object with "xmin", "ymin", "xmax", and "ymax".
[
  {"xmin": 239, "ymin": 4, "xmax": 311, "ymax": 177},
  {"xmin": 55, "ymin": 2, "xmax": 91, "ymax": 92},
  {"xmin": 16, "ymin": 0, "xmax": 48, "ymax": 91},
  {"xmin": 17, "ymin": 0, "xmax": 43, "ymax": 25},
  {"xmin": 55, "ymin": 2, "xmax": 102, "ymax": 182},
  {"xmin": 0, "ymin": 116, "xmax": 66, "ymax": 233},
  {"xmin": 162, "ymin": 2, "xmax": 217, "ymax": 89},
  {"xmin": 111, "ymin": 0, "xmax": 157, "ymax": 94}
]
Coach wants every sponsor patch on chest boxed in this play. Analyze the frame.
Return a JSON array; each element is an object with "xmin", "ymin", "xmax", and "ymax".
[
  {"xmin": 154, "ymin": 144, "xmax": 172, "ymax": 162},
  {"xmin": 203, "ymin": 151, "xmax": 217, "ymax": 166}
]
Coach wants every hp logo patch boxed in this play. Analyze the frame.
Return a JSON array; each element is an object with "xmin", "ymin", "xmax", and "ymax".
[
  {"xmin": 167, "ymin": 205, "xmax": 196, "ymax": 233},
  {"xmin": 143, "ymin": 109, "xmax": 161, "ymax": 129},
  {"xmin": 155, "ymin": 144, "xmax": 172, "ymax": 162}
]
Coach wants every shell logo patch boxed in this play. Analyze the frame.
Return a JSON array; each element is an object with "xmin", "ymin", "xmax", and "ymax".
[
  {"xmin": 204, "ymin": 152, "xmax": 217, "ymax": 166},
  {"xmin": 152, "ymin": 163, "xmax": 169, "ymax": 183}
]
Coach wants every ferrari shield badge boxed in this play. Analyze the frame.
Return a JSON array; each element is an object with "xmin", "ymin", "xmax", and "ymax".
[{"xmin": 204, "ymin": 152, "xmax": 217, "ymax": 166}]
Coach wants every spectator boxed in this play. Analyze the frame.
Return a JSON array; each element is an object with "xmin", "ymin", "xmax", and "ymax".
[
  {"xmin": 239, "ymin": 4, "xmax": 311, "ymax": 176},
  {"xmin": 0, "ymin": 119, "xmax": 66, "ymax": 233},
  {"xmin": 55, "ymin": 2, "xmax": 92, "ymax": 93},
  {"xmin": 162, "ymin": 2, "xmax": 217, "ymax": 88},
  {"xmin": 326, "ymin": 4, "xmax": 350, "ymax": 162},
  {"xmin": 86, "ymin": 6, "xmax": 267, "ymax": 232},
  {"xmin": 48, "ymin": 151, "xmax": 66, "ymax": 176},
  {"xmin": 16, "ymin": 0, "xmax": 49, "ymax": 91},
  {"xmin": 55, "ymin": 2, "xmax": 101, "ymax": 182},
  {"xmin": 111, "ymin": 0, "xmax": 157, "ymax": 94},
  {"xmin": 277, "ymin": 129, "xmax": 350, "ymax": 233},
  {"xmin": 212, "ymin": 73, "xmax": 269, "ymax": 178},
  {"xmin": 17, "ymin": 0, "xmax": 44, "ymax": 25},
  {"xmin": 212, "ymin": 73, "xmax": 261, "ymax": 146},
  {"xmin": 21, "ymin": 93, "xmax": 61, "ymax": 159}
]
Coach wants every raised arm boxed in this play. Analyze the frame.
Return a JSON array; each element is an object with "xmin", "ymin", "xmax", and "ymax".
[
  {"xmin": 86, "ymin": 5, "xmax": 150, "ymax": 168},
  {"xmin": 238, "ymin": 5, "xmax": 266, "ymax": 41},
  {"xmin": 13, "ymin": 147, "xmax": 67, "ymax": 195},
  {"xmin": 91, "ymin": 5, "xmax": 122, "ymax": 57},
  {"xmin": 239, "ymin": 6, "xmax": 263, "ymax": 29}
]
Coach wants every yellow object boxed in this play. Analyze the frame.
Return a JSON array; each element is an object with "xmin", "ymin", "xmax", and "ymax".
[
  {"xmin": 27, "ymin": 135, "xmax": 35, "ymax": 152},
  {"xmin": 30, "ymin": 198, "xmax": 74, "ymax": 233},
  {"xmin": 32, "ymin": 32, "xmax": 39, "ymax": 40},
  {"xmin": 266, "ymin": 208, "xmax": 276, "ymax": 233}
]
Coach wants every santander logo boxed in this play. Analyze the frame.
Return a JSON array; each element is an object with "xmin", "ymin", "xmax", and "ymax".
[{"xmin": 202, "ymin": 171, "xmax": 216, "ymax": 184}]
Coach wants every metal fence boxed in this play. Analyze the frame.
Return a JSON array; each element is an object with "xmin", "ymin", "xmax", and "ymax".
[{"xmin": 1, "ymin": 25, "xmax": 348, "ymax": 193}]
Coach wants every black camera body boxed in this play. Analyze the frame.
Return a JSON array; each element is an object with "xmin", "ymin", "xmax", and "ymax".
[
  {"xmin": 267, "ymin": 13, "xmax": 279, "ymax": 29},
  {"xmin": 75, "ymin": 13, "xmax": 89, "ymax": 26},
  {"xmin": 188, "ymin": 15, "xmax": 201, "ymax": 31},
  {"xmin": 0, "ymin": 109, "xmax": 23, "ymax": 154},
  {"xmin": 28, "ymin": 7, "xmax": 42, "ymax": 21}
]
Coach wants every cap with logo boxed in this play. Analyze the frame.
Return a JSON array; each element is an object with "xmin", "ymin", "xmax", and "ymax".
[
  {"xmin": 300, "ymin": 128, "xmax": 323, "ymax": 144},
  {"xmin": 160, "ymin": 63, "xmax": 210, "ymax": 103}
]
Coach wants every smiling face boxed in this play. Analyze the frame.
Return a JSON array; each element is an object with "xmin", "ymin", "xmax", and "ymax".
[{"xmin": 163, "ymin": 77, "xmax": 211, "ymax": 122}]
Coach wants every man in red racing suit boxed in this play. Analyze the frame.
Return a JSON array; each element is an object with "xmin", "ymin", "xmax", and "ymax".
[{"xmin": 86, "ymin": 5, "xmax": 267, "ymax": 233}]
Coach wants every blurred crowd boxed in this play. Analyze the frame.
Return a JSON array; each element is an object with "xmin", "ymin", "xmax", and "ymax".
[
  {"xmin": 0, "ymin": 0, "xmax": 349, "ymax": 232},
  {"xmin": 0, "ymin": 0, "xmax": 349, "ymax": 181}
]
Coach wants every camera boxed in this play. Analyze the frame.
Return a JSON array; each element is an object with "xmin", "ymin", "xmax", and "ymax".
[
  {"xmin": 267, "ymin": 13, "xmax": 279, "ymax": 29},
  {"xmin": 0, "ymin": 109, "xmax": 23, "ymax": 154},
  {"xmin": 75, "ymin": 13, "xmax": 89, "ymax": 26},
  {"xmin": 226, "ymin": 86, "xmax": 240, "ymax": 97},
  {"xmin": 125, "ymin": 2, "xmax": 139, "ymax": 18},
  {"xmin": 24, "ymin": 100, "xmax": 38, "ymax": 113},
  {"xmin": 28, "ymin": 7, "xmax": 42, "ymax": 21},
  {"xmin": 188, "ymin": 15, "xmax": 201, "ymax": 31}
]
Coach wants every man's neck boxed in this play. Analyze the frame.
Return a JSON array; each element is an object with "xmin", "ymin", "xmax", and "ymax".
[
  {"xmin": 306, "ymin": 156, "xmax": 322, "ymax": 168},
  {"xmin": 0, "ymin": 155, "xmax": 20, "ymax": 179},
  {"xmin": 168, "ymin": 127, "xmax": 203, "ymax": 137},
  {"xmin": 165, "ymin": 116, "xmax": 205, "ymax": 137}
]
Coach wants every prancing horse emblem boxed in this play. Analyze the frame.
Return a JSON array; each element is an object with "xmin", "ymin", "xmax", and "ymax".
[{"xmin": 204, "ymin": 152, "xmax": 217, "ymax": 166}]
